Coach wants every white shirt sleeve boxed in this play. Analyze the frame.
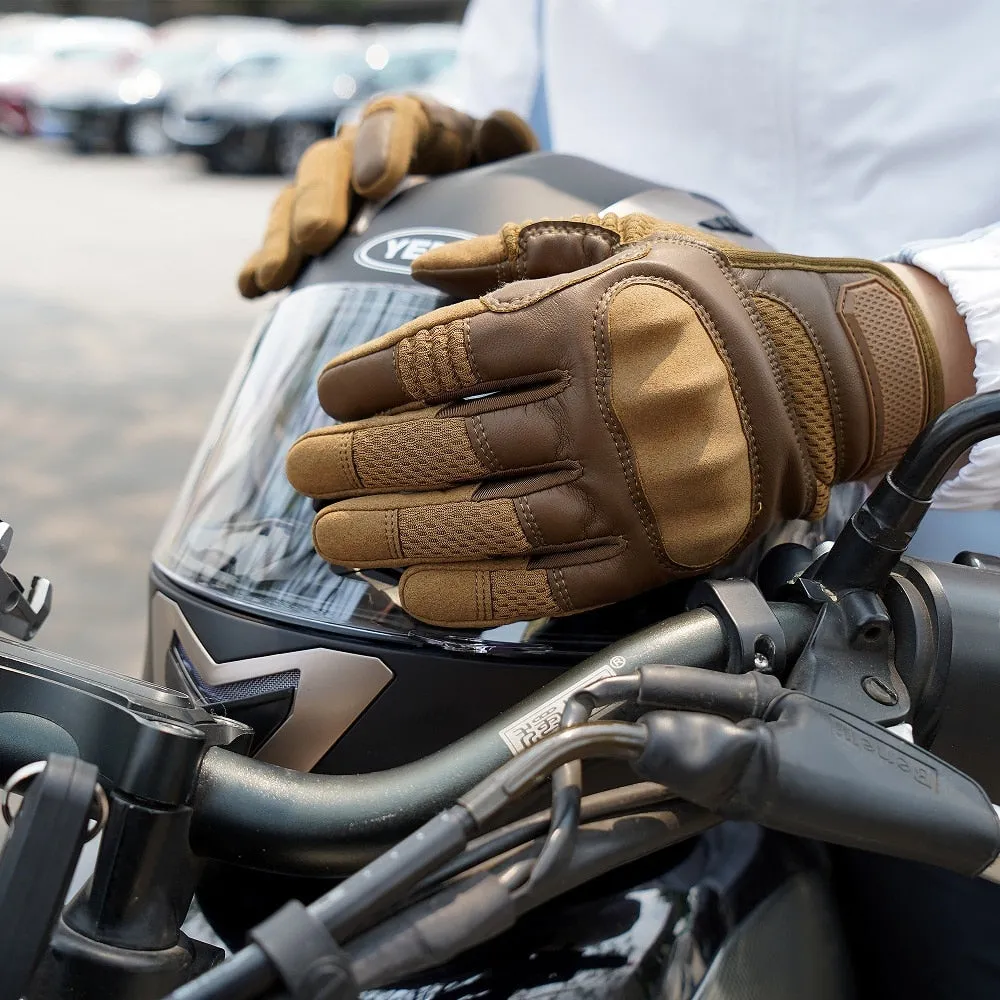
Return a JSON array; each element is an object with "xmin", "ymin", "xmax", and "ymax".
[
  {"xmin": 449, "ymin": 0, "xmax": 540, "ymax": 119},
  {"xmin": 889, "ymin": 224, "xmax": 1000, "ymax": 510}
]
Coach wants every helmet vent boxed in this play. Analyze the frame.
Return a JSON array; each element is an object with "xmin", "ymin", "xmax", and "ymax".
[{"xmin": 171, "ymin": 638, "xmax": 301, "ymax": 702}]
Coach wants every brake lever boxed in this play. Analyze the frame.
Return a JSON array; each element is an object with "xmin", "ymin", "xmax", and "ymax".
[
  {"xmin": 631, "ymin": 685, "xmax": 1000, "ymax": 880},
  {"xmin": 0, "ymin": 522, "xmax": 51, "ymax": 641}
]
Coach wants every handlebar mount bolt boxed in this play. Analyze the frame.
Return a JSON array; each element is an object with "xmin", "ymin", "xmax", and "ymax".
[{"xmin": 861, "ymin": 675, "xmax": 898, "ymax": 707}]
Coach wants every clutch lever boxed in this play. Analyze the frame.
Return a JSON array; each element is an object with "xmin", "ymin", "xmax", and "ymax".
[
  {"xmin": 0, "ymin": 522, "xmax": 51, "ymax": 641},
  {"xmin": 629, "ymin": 674, "xmax": 1000, "ymax": 881}
]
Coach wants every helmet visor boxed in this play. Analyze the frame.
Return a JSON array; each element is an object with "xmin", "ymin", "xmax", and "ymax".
[{"xmin": 154, "ymin": 280, "xmax": 690, "ymax": 655}]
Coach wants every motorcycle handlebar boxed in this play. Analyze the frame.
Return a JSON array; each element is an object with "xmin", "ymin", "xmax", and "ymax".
[{"xmin": 189, "ymin": 603, "xmax": 816, "ymax": 875}]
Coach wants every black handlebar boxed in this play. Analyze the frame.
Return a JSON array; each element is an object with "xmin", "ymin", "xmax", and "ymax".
[{"xmin": 188, "ymin": 603, "xmax": 815, "ymax": 874}]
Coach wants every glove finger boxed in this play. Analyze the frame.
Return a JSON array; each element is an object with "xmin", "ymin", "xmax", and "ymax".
[
  {"xmin": 411, "ymin": 218, "xmax": 624, "ymax": 299},
  {"xmin": 316, "ymin": 293, "xmax": 570, "ymax": 421},
  {"xmin": 397, "ymin": 542, "xmax": 630, "ymax": 628},
  {"xmin": 290, "ymin": 128, "xmax": 356, "ymax": 255},
  {"xmin": 310, "ymin": 474, "xmax": 595, "ymax": 568},
  {"xmin": 408, "ymin": 97, "xmax": 478, "ymax": 175},
  {"xmin": 412, "ymin": 213, "xmax": 732, "ymax": 299},
  {"xmin": 473, "ymin": 109, "xmax": 539, "ymax": 163},
  {"xmin": 287, "ymin": 392, "xmax": 570, "ymax": 500},
  {"xmin": 237, "ymin": 249, "xmax": 266, "ymax": 299},
  {"xmin": 352, "ymin": 94, "xmax": 427, "ymax": 200},
  {"xmin": 253, "ymin": 185, "xmax": 306, "ymax": 292}
]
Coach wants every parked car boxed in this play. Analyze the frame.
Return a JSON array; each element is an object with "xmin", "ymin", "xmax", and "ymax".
[
  {"xmin": 67, "ymin": 16, "xmax": 295, "ymax": 157},
  {"xmin": 0, "ymin": 17, "xmax": 148, "ymax": 138},
  {"xmin": 170, "ymin": 23, "xmax": 459, "ymax": 176},
  {"xmin": 166, "ymin": 28, "xmax": 370, "ymax": 175},
  {"xmin": 161, "ymin": 32, "xmax": 306, "ymax": 172}
]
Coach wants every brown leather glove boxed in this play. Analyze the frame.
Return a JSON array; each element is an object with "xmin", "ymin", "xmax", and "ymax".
[
  {"xmin": 286, "ymin": 213, "xmax": 944, "ymax": 627},
  {"xmin": 238, "ymin": 96, "xmax": 537, "ymax": 298}
]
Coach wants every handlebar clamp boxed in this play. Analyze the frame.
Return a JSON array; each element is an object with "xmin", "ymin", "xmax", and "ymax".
[{"xmin": 686, "ymin": 579, "xmax": 786, "ymax": 676}]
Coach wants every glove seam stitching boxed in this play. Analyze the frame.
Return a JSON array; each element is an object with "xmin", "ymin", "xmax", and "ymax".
[
  {"xmin": 343, "ymin": 433, "xmax": 362, "ymax": 491},
  {"xmin": 636, "ymin": 235, "xmax": 817, "ymax": 516},
  {"xmin": 516, "ymin": 496, "xmax": 544, "ymax": 547},
  {"xmin": 386, "ymin": 509, "xmax": 401, "ymax": 561},
  {"xmin": 591, "ymin": 277, "xmax": 674, "ymax": 572},
  {"xmin": 614, "ymin": 273, "xmax": 765, "ymax": 567},
  {"xmin": 471, "ymin": 415, "xmax": 500, "ymax": 473},
  {"xmin": 518, "ymin": 223, "xmax": 620, "ymax": 281},
  {"xmin": 483, "ymin": 245, "xmax": 648, "ymax": 312},
  {"xmin": 551, "ymin": 567, "xmax": 573, "ymax": 611},
  {"xmin": 710, "ymin": 251, "xmax": 817, "ymax": 518},
  {"xmin": 463, "ymin": 319, "xmax": 483, "ymax": 383}
]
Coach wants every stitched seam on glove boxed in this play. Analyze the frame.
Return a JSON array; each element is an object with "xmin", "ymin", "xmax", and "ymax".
[
  {"xmin": 689, "ymin": 246, "xmax": 816, "ymax": 518},
  {"xmin": 517, "ymin": 222, "xmax": 621, "ymax": 280},
  {"xmin": 724, "ymin": 253, "xmax": 944, "ymax": 422},
  {"xmin": 599, "ymin": 273, "xmax": 763, "ymax": 571}
]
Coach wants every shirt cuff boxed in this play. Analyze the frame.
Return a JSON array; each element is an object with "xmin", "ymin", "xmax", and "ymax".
[{"xmin": 888, "ymin": 223, "xmax": 1000, "ymax": 510}]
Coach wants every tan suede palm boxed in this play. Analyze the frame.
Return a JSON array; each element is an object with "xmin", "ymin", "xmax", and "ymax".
[
  {"xmin": 238, "ymin": 96, "xmax": 537, "ymax": 298},
  {"xmin": 286, "ymin": 215, "xmax": 943, "ymax": 627}
]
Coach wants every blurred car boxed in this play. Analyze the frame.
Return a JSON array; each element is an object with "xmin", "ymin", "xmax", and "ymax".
[
  {"xmin": 0, "ymin": 17, "xmax": 148, "ymax": 138},
  {"xmin": 166, "ymin": 28, "xmax": 366, "ymax": 175},
  {"xmin": 0, "ymin": 15, "xmax": 70, "ymax": 135},
  {"xmin": 67, "ymin": 16, "xmax": 295, "ymax": 157},
  {"xmin": 161, "ymin": 32, "xmax": 306, "ymax": 173},
  {"xmin": 171, "ymin": 23, "xmax": 459, "ymax": 176}
]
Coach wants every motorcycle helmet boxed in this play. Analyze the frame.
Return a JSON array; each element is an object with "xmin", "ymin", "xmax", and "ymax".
[{"xmin": 147, "ymin": 152, "xmax": 770, "ymax": 778}]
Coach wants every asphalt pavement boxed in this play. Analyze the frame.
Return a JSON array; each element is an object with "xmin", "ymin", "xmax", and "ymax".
[{"xmin": 0, "ymin": 138, "xmax": 285, "ymax": 675}]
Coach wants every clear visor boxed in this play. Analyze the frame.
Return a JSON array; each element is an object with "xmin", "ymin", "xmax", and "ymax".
[{"xmin": 154, "ymin": 281, "xmax": 682, "ymax": 656}]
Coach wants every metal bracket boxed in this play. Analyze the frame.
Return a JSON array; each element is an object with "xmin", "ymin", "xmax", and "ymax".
[
  {"xmin": 686, "ymin": 579, "xmax": 786, "ymax": 676},
  {"xmin": 785, "ymin": 587, "xmax": 910, "ymax": 727},
  {"xmin": 0, "ymin": 522, "xmax": 51, "ymax": 641}
]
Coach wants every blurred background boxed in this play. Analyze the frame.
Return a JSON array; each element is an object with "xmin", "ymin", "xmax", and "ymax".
[{"xmin": 0, "ymin": 2, "xmax": 469, "ymax": 674}]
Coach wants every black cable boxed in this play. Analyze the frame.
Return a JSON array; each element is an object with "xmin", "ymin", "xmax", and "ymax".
[
  {"xmin": 817, "ymin": 391, "xmax": 1000, "ymax": 592},
  {"xmin": 458, "ymin": 721, "xmax": 648, "ymax": 825},
  {"xmin": 413, "ymin": 782, "xmax": 672, "ymax": 895},
  {"xmin": 172, "ymin": 721, "xmax": 648, "ymax": 1000},
  {"xmin": 169, "ymin": 805, "xmax": 475, "ymax": 1000},
  {"xmin": 349, "ymin": 800, "xmax": 718, "ymax": 990},
  {"xmin": 527, "ymin": 675, "xmax": 642, "ymax": 890}
]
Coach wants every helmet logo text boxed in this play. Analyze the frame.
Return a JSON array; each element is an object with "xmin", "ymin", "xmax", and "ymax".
[{"xmin": 354, "ymin": 227, "xmax": 475, "ymax": 275}]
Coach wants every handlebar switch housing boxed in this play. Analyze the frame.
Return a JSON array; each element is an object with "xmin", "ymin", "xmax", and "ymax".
[
  {"xmin": 887, "ymin": 557, "xmax": 1000, "ymax": 801},
  {"xmin": 954, "ymin": 551, "xmax": 1000, "ymax": 574}
]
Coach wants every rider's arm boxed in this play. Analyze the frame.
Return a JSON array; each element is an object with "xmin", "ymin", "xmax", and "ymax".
[{"xmin": 887, "ymin": 224, "xmax": 1000, "ymax": 507}]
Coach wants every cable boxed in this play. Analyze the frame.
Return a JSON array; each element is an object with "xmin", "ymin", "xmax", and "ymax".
[
  {"xmin": 817, "ymin": 391, "xmax": 1000, "ymax": 591},
  {"xmin": 413, "ymin": 782, "xmax": 672, "ymax": 895},
  {"xmin": 349, "ymin": 800, "xmax": 718, "ymax": 990},
  {"xmin": 527, "ymin": 675, "xmax": 642, "ymax": 890},
  {"xmin": 173, "ymin": 721, "xmax": 648, "ymax": 1000}
]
